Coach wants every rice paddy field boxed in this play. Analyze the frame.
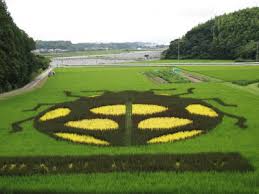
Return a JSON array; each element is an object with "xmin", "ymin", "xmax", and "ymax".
[
  {"xmin": 0, "ymin": 66, "xmax": 259, "ymax": 194},
  {"xmin": 180, "ymin": 66, "xmax": 259, "ymax": 81}
]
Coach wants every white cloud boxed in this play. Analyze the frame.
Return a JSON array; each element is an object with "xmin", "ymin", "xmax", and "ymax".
[{"xmin": 5, "ymin": 0, "xmax": 259, "ymax": 44}]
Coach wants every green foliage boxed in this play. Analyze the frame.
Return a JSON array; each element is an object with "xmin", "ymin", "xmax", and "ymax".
[
  {"xmin": 36, "ymin": 40, "xmax": 73, "ymax": 50},
  {"xmin": 163, "ymin": 7, "xmax": 259, "ymax": 60},
  {"xmin": 232, "ymin": 79, "xmax": 259, "ymax": 86},
  {"xmin": 0, "ymin": 0, "xmax": 49, "ymax": 93}
]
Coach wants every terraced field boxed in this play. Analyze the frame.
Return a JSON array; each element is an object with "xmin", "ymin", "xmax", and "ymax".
[{"xmin": 0, "ymin": 67, "xmax": 258, "ymax": 193}]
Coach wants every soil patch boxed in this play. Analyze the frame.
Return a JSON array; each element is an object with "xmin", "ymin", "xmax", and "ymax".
[
  {"xmin": 144, "ymin": 73, "xmax": 168, "ymax": 84},
  {"xmin": 179, "ymin": 72, "xmax": 204, "ymax": 83}
]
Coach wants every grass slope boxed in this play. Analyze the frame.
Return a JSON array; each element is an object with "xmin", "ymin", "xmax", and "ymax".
[{"xmin": 0, "ymin": 67, "xmax": 258, "ymax": 193}]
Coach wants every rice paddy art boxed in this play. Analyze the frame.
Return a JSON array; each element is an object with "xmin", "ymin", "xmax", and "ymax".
[
  {"xmin": 6, "ymin": 88, "xmax": 253, "ymax": 175},
  {"xmin": 12, "ymin": 88, "xmax": 247, "ymax": 146}
]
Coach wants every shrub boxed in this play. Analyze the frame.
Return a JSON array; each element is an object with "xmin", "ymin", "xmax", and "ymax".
[{"xmin": 232, "ymin": 79, "xmax": 259, "ymax": 86}]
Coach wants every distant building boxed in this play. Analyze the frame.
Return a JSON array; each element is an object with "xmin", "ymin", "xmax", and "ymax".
[{"xmin": 144, "ymin": 54, "xmax": 150, "ymax": 60}]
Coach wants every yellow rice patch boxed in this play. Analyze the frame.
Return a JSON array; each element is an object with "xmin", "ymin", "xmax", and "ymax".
[
  {"xmin": 138, "ymin": 117, "xmax": 193, "ymax": 130},
  {"xmin": 65, "ymin": 119, "xmax": 118, "ymax": 130},
  {"xmin": 132, "ymin": 104, "xmax": 168, "ymax": 115},
  {"xmin": 148, "ymin": 130, "xmax": 203, "ymax": 144},
  {"xmin": 55, "ymin": 133, "xmax": 109, "ymax": 145},
  {"xmin": 186, "ymin": 104, "xmax": 218, "ymax": 117},
  {"xmin": 90, "ymin": 104, "xmax": 167, "ymax": 115},
  {"xmin": 40, "ymin": 108, "xmax": 71, "ymax": 121},
  {"xmin": 157, "ymin": 93, "xmax": 171, "ymax": 96},
  {"xmin": 90, "ymin": 105, "xmax": 125, "ymax": 115}
]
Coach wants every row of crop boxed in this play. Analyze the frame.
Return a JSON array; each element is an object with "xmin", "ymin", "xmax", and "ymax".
[
  {"xmin": 0, "ymin": 153, "xmax": 253, "ymax": 175},
  {"xmin": 145, "ymin": 69, "xmax": 190, "ymax": 84},
  {"xmin": 232, "ymin": 79, "xmax": 259, "ymax": 86}
]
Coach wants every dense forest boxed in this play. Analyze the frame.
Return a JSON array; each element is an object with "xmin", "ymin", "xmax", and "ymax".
[
  {"xmin": 0, "ymin": 0, "xmax": 49, "ymax": 93},
  {"xmin": 36, "ymin": 41, "xmax": 164, "ymax": 52},
  {"xmin": 163, "ymin": 7, "xmax": 259, "ymax": 60}
]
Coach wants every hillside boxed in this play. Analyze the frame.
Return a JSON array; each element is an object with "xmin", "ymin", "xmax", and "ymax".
[
  {"xmin": 163, "ymin": 7, "xmax": 259, "ymax": 60},
  {"xmin": 0, "ymin": 0, "xmax": 49, "ymax": 93}
]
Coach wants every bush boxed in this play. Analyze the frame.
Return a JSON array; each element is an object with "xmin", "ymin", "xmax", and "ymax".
[
  {"xmin": 235, "ymin": 58, "xmax": 255, "ymax": 62},
  {"xmin": 232, "ymin": 79, "xmax": 259, "ymax": 86}
]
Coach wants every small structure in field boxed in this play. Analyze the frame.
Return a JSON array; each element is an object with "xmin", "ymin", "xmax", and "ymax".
[
  {"xmin": 144, "ymin": 54, "xmax": 150, "ymax": 60},
  {"xmin": 48, "ymin": 71, "xmax": 56, "ymax": 77}
]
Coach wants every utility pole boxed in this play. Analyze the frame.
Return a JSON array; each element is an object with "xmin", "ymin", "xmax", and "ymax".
[
  {"xmin": 256, "ymin": 42, "xmax": 259, "ymax": 62},
  {"xmin": 178, "ymin": 39, "xmax": 180, "ymax": 61}
]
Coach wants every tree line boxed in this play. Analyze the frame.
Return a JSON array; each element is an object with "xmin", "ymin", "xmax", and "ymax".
[
  {"xmin": 163, "ymin": 7, "xmax": 259, "ymax": 61},
  {"xmin": 0, "ymin": 0, "xmax": 49, "ymax": 93},
  {"xmin": 36, "ymin": 41, "xmax": 164, "ymax": 51}
]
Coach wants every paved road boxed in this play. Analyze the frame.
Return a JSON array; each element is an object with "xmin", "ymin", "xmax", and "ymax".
[
  {"xmin": 58, "ymin": 62, "xmax": 259, "ymax": 68},
  {"xmin": 0, "ymin": 67, "xmax": 53, "ymax": 99}
]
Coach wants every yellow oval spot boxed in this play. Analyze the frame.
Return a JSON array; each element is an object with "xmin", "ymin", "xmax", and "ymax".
[
  {"xmin": 132, "ymin": 104, "xmax": 168, "ymax": 115},
  {"xmin": 138, "ymin": 117, "xmax": 193, "ymax": 130},
  {"xmin": 186, "ymin": 104, "xmax": 218, "ymax": 117},
  {"xmin": 55, "ymin": 133, "xmax": 109, "ymax": 145},
  {"xmin": 90, "ymin": 104, "xmax": 167, "ymax": 115},
  {"xmin": 90, "ymin": 105, "xmax": 125, "ymax": 115},
  {"xmin": 65, "ymin": 119, "xmax": 118, "ymax": 130},
  {"xmin": 157, "ymin": 93, "xmax": 171, "ymax": 96},
  {"xmin": 148, "ymin": 130, "xmax": 203, "ymax": 144},
  {"xmin": 40, "ymin": 108, "xmax": 71, "ymax": 121}
]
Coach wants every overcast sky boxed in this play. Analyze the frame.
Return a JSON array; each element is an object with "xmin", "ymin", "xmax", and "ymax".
[{"xmin": 5, "ymin": 0, "xmax": 259, "ymax": 44}]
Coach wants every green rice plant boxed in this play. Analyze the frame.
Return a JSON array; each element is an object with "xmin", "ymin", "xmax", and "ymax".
[
  {"xmin": 0, "ymin": 67, "xmax": 258, "ymax": 193},
  {"xmin": 232, "ymin": 79, "xmax": 259, "ymax": 86},
  {"xmin": 145, "ymin": 69, "xmax": 190, "ymax": 83}
]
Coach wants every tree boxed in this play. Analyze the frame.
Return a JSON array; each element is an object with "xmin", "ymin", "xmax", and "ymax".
[
  {"xmin": 0, "ymin": 0, "xmax": 49, "ymax": 93},
  {"xmin": 164, "ymin": 7, "xmax": 259, "ymax": 60}
]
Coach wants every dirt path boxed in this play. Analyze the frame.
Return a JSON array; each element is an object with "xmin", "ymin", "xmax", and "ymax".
[
  {"xmin": 144, "ymin": 72, "xmax": 168, "ymax": 84},
  {"xmin": 178, "ymin": 72, "xmax": 204, "ymax": 83},
  {"xmin": 151, "ymin": 76, "xmax": 168, "ymax": 84},
  {"xmin": 0, "ymin": 67, "xmax": 53, "ymax": 100}
]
